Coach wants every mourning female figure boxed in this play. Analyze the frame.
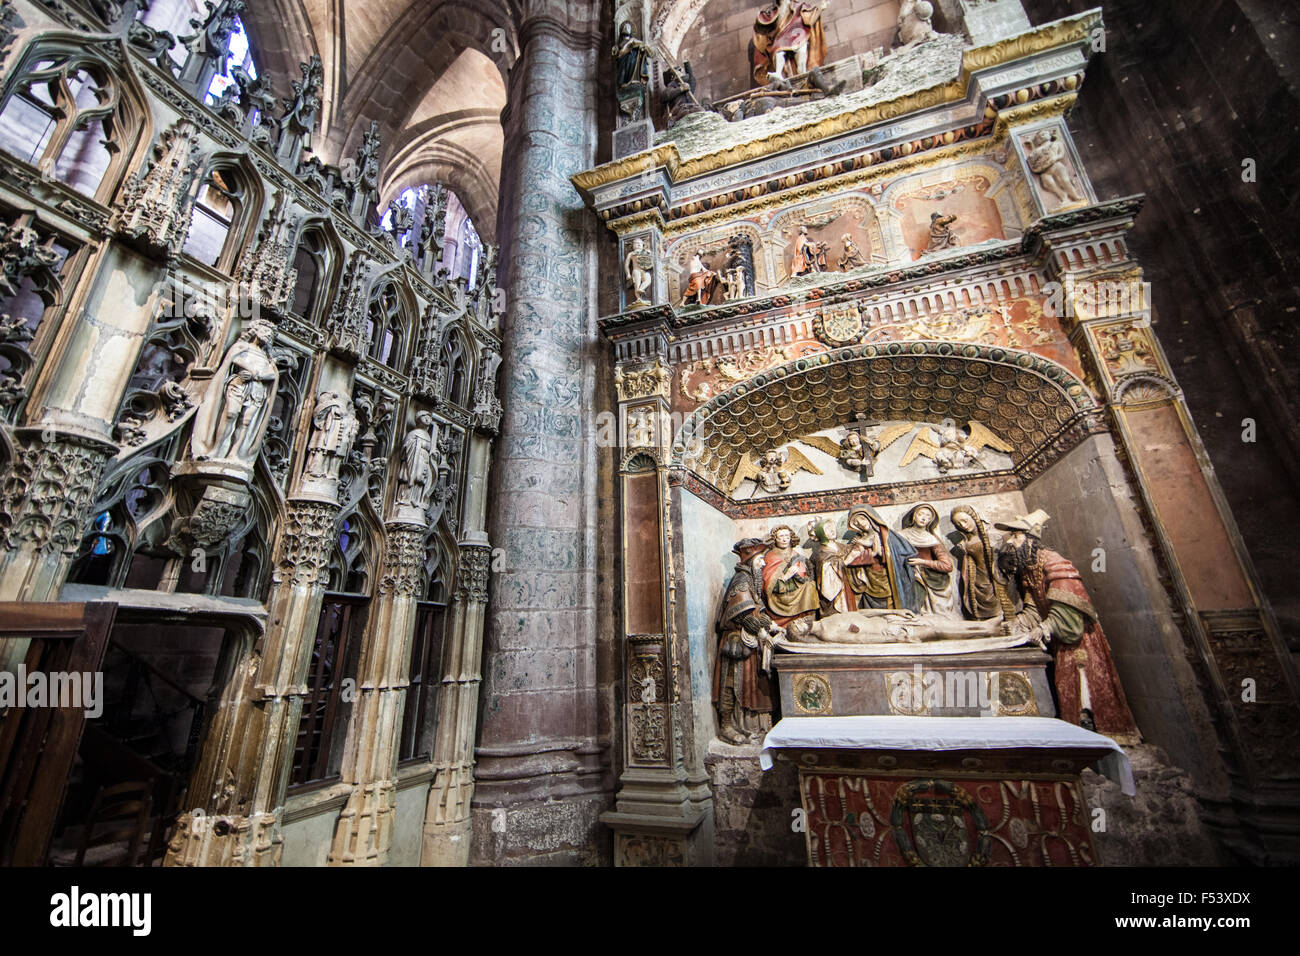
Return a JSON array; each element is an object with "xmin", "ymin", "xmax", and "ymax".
[
  {"xmin": 949, "ymin": 505, "xmax": 1012, "ymax": 620},
  {"xmin": 899, "ymin": 503, "xmax": 960, "ymax": 618}
]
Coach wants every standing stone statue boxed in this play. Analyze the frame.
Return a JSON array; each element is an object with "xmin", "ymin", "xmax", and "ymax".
[
  {"xmin": 193, "ymin": 319, "xmax": 280, "ymax": 466},
  {"xmin": 752, "ymin": 0, "xmax": 829, "ymax": 85},
  {"xmin": 899, "ymin": 502, "xmax": 960, "ymax": 618},
  {"xmin": 789, "ymin": 225, "xmax": 826, "ymax": 276},
  {"xmin": 613, "ymin": 22, "xmax": 652, "ymax": 124},
  {"xmin": 949, "ymin": 504, "xmax": 1014, "ymax": 621},
  {"xmin": 623, "ymin": 237, "xmax": 653, "ymax": 307},
  {"xmin": 843, "ymin": 505, "xmax": 920, "ymax": 611},
  {"xmin": 304, "ymin": 390, "xmax": 358, "ymax": 482},
  {"xmin": 396, "ymin": 411, "xmax": 440, "ymax": 512}
]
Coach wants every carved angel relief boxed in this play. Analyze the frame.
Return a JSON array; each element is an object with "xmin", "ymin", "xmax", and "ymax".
[
  {"xmin": 740, "ymin": 419, "xmax": 1016, "ymax": 494},
  {"xmin": 899, "ymin": 421, "xmax": 1013, "ymax": 473},
  {"xmin": 728, "ymin": 446, "xmax": 823, "ymax": 496}
]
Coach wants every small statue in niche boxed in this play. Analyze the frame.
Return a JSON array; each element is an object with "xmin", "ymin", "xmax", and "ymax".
[
  {"xmin": 1024, "ymin": 129, "xmax": 1085, "ymax": 207},
  {"xmin": 899, "ymin": 503, "xmax": 961, "ymax": 619},
  {"xmin": 995, "ymin": 511, "xmax": 1139, "ymax": 738},
  {"xmin": 396, "ymin": 411, "xmax": 441, "ymax": 511},
  {"xmin": 613, "ymin": 22, "xmax": 653, "ymax": 124},
  {"xmin": 752, "ymin": 0, "xmax": 829, "ymax": 85},
  {"xmin": 789, "ymin": 225, "xmax": 827, "ymax": 276},
  {"xmin": 680, "ymin": 249, "xmax": 719, "ymax": 306},
  {"xmin": 193, "ymin": 319, "xmax": 280, "ymax": 465},
  {"xmin": 626, "ymin": 406, "xmax": 656, "ymax": 447},
  {"xmin": 949, "ymin": 505, "xmax": 1015, "ymax": 622},
  {"xmin": 721, "ymin": 267, "xmax": 746, "ymax": 301},
  {"xmin": 924, "ymin": 211, "xmax": 959, "ymax": 253},
  {"xmin": 714, "ymin": 538, "xmax": 783, "ymax": 743},
  {"xmin": 838, "ymin": 233, "xmax": 868, "ymax": 271},
  {"xmin": 623, "ymin": 237, "xmax": 653, "ymax": 308},
  {"xmin": 304, "ymin": 390, "xmax": 359, "ymax": 482},
  {"xmin": 725, "ymin": 234, "xmax": 754, "ymax": 298},
  {"xmin": 896, "ymin": 0, "xmax": 938, "ymax": 49}
]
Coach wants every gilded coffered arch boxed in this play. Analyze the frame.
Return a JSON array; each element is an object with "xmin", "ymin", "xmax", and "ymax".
[{"xmin": 671, "ymin": 341, "xmax": 1097, "ymax": 494}]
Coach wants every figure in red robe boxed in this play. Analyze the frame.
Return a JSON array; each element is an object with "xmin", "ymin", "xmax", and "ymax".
[
  {"xmin": 996, "ymin": 512, "xmax": 1140, "ymax": 742},
  {"xmin": 752, "ymin": 1, "xmax": 828, "ymax": 85},
  {"xmin": 681, "ymin": 249, "xmax": 719, "ymax": 306}
]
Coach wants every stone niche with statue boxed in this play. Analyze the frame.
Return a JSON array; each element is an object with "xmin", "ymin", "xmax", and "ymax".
[{"xmin": 577, "ymin": 0, "xmax": 1294, "ymax": 867}]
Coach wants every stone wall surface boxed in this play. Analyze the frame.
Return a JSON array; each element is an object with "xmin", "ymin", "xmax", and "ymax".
[
  {"xmin": 1083, "ymin": 744, "xmax": 1225, "ymax": 866},
  {"xmin": 1023, "ymin": 0, "xmax": 1300, "ymax": 644},
  {"xmin": 706, "ymin": 741, "xmax": 807, "ymax": 866}
]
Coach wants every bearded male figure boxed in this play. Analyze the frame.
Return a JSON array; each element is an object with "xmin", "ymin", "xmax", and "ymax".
[
  {"xmin": 996, "ymin": 512, "xmax": 1139, "ymax": 740},
  {"xmin": 714, "ymin": 538, "xmax": 782, "ymax": 743}
]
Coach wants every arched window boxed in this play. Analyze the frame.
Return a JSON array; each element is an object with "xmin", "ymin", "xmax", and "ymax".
[
  {"xmin": 365, "ymin": 281, "xmax": 405, "ymax": 367},
  {"xmin": 182, "ymin": 165, "xmax": 248, "ymax": 269},
  {"xmin": 0, "ymin": 52, "xmax": 134, "ymax": 201},
  {"xmin": 135, "ymin": 0, "xmax": 260, "ymax": 104},
  {"xmin": 401, "ymin": 537, "xmax": 451, "ymax": 762},
  {"xmin": 290, "ymin": 228, "xmax": 329, "ymax": 322},
  {"xmin": 441, "ymin": 332, "xmax": 468, "ymax": 406},
  {"xmin": 0, "ymin": 217, "xmax": 71, "ymax": 413},
  {"xmin": 383, "ymin": 183, "xmax": 481, "ymax": 282},
  {"xmin": 294, "ymin": 511, "xmax": 372, "ymax": 787}
]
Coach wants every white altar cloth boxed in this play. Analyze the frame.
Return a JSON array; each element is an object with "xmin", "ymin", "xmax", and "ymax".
[{"xmin": 760, "ymin": 715, "xmax": 1135, "ymax": 795}]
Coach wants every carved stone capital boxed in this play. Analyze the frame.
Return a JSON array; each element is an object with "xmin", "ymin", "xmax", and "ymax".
[
  {"xmin": 378, "ymin": 524, "xmax": 426, "ymax": 598},
  {"xmin": 456, "ymin": 543, "xmax": 492, "ymax": 605},
  {"xmin": 272, "ymin": 499, "xmax": 340, "ymax": 588},
  {"xmin": 0, "ymin": 430, "xmax": 116, "ymax": 555}
]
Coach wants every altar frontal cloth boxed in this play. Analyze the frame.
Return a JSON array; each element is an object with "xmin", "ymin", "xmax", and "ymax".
[{"xmin": 760, "ymin": 715, "xmax": 1135, "ymax": 794}]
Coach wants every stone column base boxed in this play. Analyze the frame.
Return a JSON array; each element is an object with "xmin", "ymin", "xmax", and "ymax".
[{"xmin": 602, "ymin": 807, "xmax": 713, "ymax": 867}]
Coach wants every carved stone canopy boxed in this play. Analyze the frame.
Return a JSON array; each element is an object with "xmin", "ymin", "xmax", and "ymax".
[{"xmin": 673, "ymin": 343, "xmax": 1095, "ymax": 491}]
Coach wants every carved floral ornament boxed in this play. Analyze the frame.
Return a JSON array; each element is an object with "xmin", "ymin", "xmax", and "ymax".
[{"xmin": 669, "ymin": 342, "xmax": 1095, "ymax": 493}]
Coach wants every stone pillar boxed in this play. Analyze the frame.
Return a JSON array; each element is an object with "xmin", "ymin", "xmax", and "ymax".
[
  {"xmin": 0, "ymin": 240, "xmax": 160, "ymax": 669},
  {"xmin": 470, "ymin": 0, "xmax": 609, "ymax": 865},
  {"xmin": 601, "ymin": 356, "xmax": 714, "ymax": 866},
  {"xmin": 327, "ymin": 522, "xmax": 424, "ymax": 865},
  {"xmin": 165, "ymin": 497, "xmax": 338, "ymax": 866},
  {"xmin": 421, "ymin": 539, "xmax": 491, "ymax": 865}
]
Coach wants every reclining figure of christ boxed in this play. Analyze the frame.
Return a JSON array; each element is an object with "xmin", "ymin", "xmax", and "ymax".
[{"xmin": 786, "ymin": 608, "xmax": 1011, "ymax": 645}]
